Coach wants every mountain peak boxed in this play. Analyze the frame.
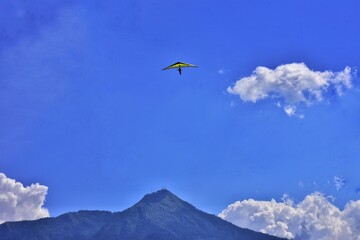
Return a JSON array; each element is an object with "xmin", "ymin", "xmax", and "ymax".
[
  {"xmin": 133, "ymin": 189, "xmax": 193, "ymax": 214},
  {"xmin": 100, "ymin": 189, "xmax": 283, "ymax": 240},
  {"xmin": 138, "ymin": 189, "xmax": 179, "ymax": 203}
]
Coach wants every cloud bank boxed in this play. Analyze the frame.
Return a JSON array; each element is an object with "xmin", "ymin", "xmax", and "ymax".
[
  {"xmin": 219, "ymin": 192, "xmax": 360, "ymax": 240},
  {"xmin": 0, "ymin": 173, "xmax": 49, "ymax": 224},
  {"xmin": 227, "ymin": 63, "xmax": 353, "ymax": 116}
]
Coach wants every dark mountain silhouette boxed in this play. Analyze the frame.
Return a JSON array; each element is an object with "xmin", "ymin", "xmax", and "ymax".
[{"xmin": 0, "ymin": 189, "xmax": 285, "ymax": 240}]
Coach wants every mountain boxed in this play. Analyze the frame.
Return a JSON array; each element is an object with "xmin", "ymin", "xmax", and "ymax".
[{"xmin": 0, "ymin": 189, "xmax": 285, "ymax": 240}]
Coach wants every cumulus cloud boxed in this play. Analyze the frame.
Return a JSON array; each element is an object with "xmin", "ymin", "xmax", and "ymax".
[
  {"xmin": 0, "ymin": 173, "xmax": 49, "ymax": 224},
  {"xmin": 219, "ymin": 192, "xmax": 360, "ymax": 240},
  {"xmin": 227, "ymin": 63, "xmax": 353, "ymax": 116}
]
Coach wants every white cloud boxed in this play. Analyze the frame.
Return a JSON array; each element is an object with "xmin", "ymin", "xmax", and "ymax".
[
  {"xmin": 218, "ymin": 68, "xmax": 230, "ymax": 75},
  {"xmin": 334, "ymin": 176, "xmax": 346, "ymax": 191},
  {"xmin": 284, "ymin": 105, "xmax": 296, "ymax": 116},
  {"xmin": 219, "ymin": 192, "xmax": 360, "ymax": 240},
  {"xmin": 227, "ymin": 63, "xmax": 353, "ymax": 116},
  {"xmin": 0, "ymin": 173, "xmax": 49, "ymax": 224}
]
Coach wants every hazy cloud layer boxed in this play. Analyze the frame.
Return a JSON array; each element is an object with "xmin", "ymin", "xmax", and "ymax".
[
  {"xmin": 227, "ymin": 63, "xmax": 353, "ymax": 116},
  {"xmin": 219, "ymin": 192, "xmax": 360, "ymax": 240},
  {"xmin": 0, "ymin": 173, "xmax": 49, "ymax": 224},
  {"xmin": 0, "ymin": 0, "xmax": 75, "ymax": 53}
]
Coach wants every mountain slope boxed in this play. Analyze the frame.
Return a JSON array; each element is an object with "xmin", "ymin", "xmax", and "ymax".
[
  {"xmin": 0, "ymin": 210, "xmax": 114, "ymax": 240},
  {"xmin": 0, "ymin": 189, "xmax": 285, "ymax": 240}
]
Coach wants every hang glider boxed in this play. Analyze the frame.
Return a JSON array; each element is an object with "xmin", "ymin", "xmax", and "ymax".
[{"xmin": 162, "ymin": 62, "xmax": 198, "ymax": 75}]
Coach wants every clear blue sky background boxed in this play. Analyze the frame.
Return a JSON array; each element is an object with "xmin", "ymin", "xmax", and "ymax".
[{"xmin": 1, "ymin": 0, "xmax": 359, "ymax": 216}]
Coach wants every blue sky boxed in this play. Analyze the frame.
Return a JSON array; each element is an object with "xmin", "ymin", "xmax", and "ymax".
[{"xmin": 1, "ymin": 0, "xmax": 360, "ymax": 223}]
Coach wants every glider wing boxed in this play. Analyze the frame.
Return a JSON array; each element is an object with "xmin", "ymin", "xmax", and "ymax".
[{"xmin": 162, "ymin": 62, "xmax": 198, "ymax": 70}]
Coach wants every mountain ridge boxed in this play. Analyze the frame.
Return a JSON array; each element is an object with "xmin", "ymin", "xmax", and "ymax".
[{"xmin": 0, "ymin": 189, "xmax": 285, "ymax": 240}]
